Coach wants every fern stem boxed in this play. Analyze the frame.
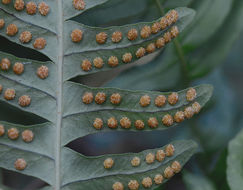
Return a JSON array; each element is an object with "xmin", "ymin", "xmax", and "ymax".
[
  {"xmin": 155, "ymin": 0, "xmax": 165, "ymax": 15},
  {"xmin": 55, "ymin": 0, "xmax": 64, "ymax": 188},
  {"xmin": 173, "ymin": 39, "xmax": 190, "ymax": 86},
  {"xmin": 155, "ymin": 0, "xmax": 190, "ymax": 87}
]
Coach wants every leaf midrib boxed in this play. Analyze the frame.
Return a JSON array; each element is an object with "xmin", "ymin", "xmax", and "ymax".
[{"xmin": 55, "ymin": 0, "xmax": 64, "ymax": 189}]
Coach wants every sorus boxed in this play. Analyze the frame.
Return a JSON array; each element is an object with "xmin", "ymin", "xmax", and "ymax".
[
  {"xmin": 6, "ymin": 24, "xmax": 18, "ymax": 36},
  {"xmin": 112, "ymin": 182, "xmax": 124, "ymax": 190},
  {"xmin": 13, "ymin": 62, "xmax": 24, "ymax": 75},
  {"xmin": 93, "ymin": 118, "xmax": 103, "ymax": 130},
  {"xmin": 38, "ymin": 2, "xmax": 50, "ymax": 16},
  {"xmin": 0, "ymin": 58, "xmax": 11, "ymax": 71},
  {"xmin": 0, "ymin": 19, "xmax": 5, "ymax": 29},
  {"xmin": 112, "ymin": 31, "xmax": 123, "ymax": 43},
  {"xmin": 170, "ymin": 26, "xmax": 179, "ymax": 38},
  {"xmin": 0, "ymin": 124, "xmax": 5, "ymax": 136},
  {"xmin": 136, "ymin": 47, "xmax": 146, "ymax": 58},
  {"xmin": 95, "ymin": 92, "xmax": 106, "ymax": 104},
  {"xmin": 162, "ymin": 114, "xmax": 174, "ymax": 127},
  {"xmin": 8, "ymin": 127, "xmax": 19, "ymax": 140},
  {"xmin": 82, "ymin": 92, "xmax": 93, "ymax": 104},
  {"xmin": 37, "ymin": 65, "xmax": 49, "ymax": 79},
  {"xmin": 81, "ymin": 59, "xmax": 92, "ymax": 71},
  {"xmin": 154, "ymin": 174, "xmax": 163, "ymax": 185},
  {"xmin": 33, "ymin": 38, "xmax": 46, "ymax": 49},
  {"xmin": 120, "ymin": 117, "xmax": 131, "ymax": 129},
  {"xmin": 14, "ymin": 158, "xmax": 27, "ymax": 170},
  {"xmin": 22, "ymin": 129, "xmax": 34, "ymax": 142},
  {"xmin": 165, "ymin": 144, "xmax": 175, "ymax": 157},
  {"xmin": 26, "ymin": 2, "xmax": 37, "ymax": 15},
  {"xmin": 140, "ymin": 25, "xmax": 151, "ymax": 39},
  {"xmin": 110, "ymin": 93, "xmax": 122, "ymax": 105},
  {"xmin": 71, "ymin": 29, "xmax": 83, "ymax": 43},
  {"xmin": 107, "ymin": 117, "xmax": 118, "ymax": 129},
  {"xmin": 169, "ymin": 9, "xmax": 179, "ymax": 23},
  {"xmin": 2, "ymin": 0, "xmax": 11, "ymax": 4},
  {"xmin": 131, "ymin": 156, "xmax": 140, "ymax": 167},
  {"xmin": 184, "ymin": 106, "xmax": 194, "ymax": 119},
  {"xmin": 127, "ymin": 28, "xmax": 138, "ymax": 41},
  {"xmin": 19, "ymin": 31, "xmax": 32, "ymax": 43},
  {"xmin": 168, "ymin": 92, "xmax": 179, "ymax": 105},
  {"xmin": 108, "ymin": 56, "xmax": 119, "ymax": 67},
  {"xmin": 160, "ymin": 17, "xmax": 168, "ymax": 30},
  {"xmin": 142, "ymin": 177, "xmax": 152, "ymax": 188},
  {"xmin": 151, "ymin": 22, "xmax": 161, "ymax": 34},
  {"xmin": 164, "ymin": 32, "xmax": 172, "ymax": 43},
  {"xmin": 103, "ymin": 158, "xmax": 114, "ymax": 169},
  {"xmin": 174, "ymin": 111, "xmax": 185, "ymax": 123},
  {"xmin": 14, "ymin": 0, "xmax": 25, "ymax": 11},
  {"xmin": 164, "ymin": 166, "xmax": 174, "ymax": 179},
  {"xmin": 146, "ymin": 153, "xmax": 155, "ymax": 164},
  {"xmin": 135, "ymin": 120, "xmax": 145, "ymax": 130},
  {"xmin": 186, "ymin": 88, "xmax": 197, "ymax": 102},
  {"xmin": 155, "ymin": 37, "xmax": 165, "ymax": 49},
  {"xmin": 155, "ymin": 95, "xmax": 166, "ymax": 107},
  {"xmin": 128, "ymin": 180, "xmax": 139, "ymax": 190},
  {"xmin": 93, "ymin": 57, "xmax": 104, "ymax": 69},
  {"xmin": 156, "ymin": 149, "xmax": 166, "ymax": 162},
  {"xmin": 73, "ymin": 0, "xmax": 85, "ymax": 10},
  {"xmin": 18, "ymin": 95, "xmax": 31, "ymax": 107},
  {"xmin": 0, "ymin": 84, "xmax": 2, "ymax": 94},
  {"xmin": 140, "ymin": 95, "xmax": 151, "ymax": 107},
  {"xmin": 165, "ymin": 11, "xmax": 175, "ymax": 26},
  {"xmin": 4, "ymin": 88, "xmax": 15, "ymax": 100},
  {"xmin": 96, "ymin": 32, "xmax": 107, "ymax": 44},
  {"xmin": 122, "ymin": 53, "xmax": 132, "ymax": 63},
  {"xmin": 148, "ymin": 117, "xmax": 158, "ymax": 129},
  {"xmin": 171, "ymin": 161, "xmax": 181, "ymax": 173},
  {"xmin": 146, "ymin": 43, "xmax": 156, "ymax": 54},
  {"xmin": 192, "ymin": 102, "xmax": 201, "ymax": 114}
]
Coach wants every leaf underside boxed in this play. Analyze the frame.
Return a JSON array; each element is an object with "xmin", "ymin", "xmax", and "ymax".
[
  {"xmin": 0, "ymin": 0, "xmax": 213, "ymax": 189},
  {"xmin": 227, "ymin": 128, "xmax": 243, "ymax": 190}
]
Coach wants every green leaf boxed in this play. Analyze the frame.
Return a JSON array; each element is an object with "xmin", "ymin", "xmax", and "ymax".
[
  {"xmin": 61, "ymin": 140, "xmax": 198, "ymax": 189},
  {"xmin": 227, "ymin": 128, "xmax": 243, "ymax": 190},
  {"xmin": 0, "ymin": 75, "xmax": 56, "ymax": 122},
  {"xmin": 0, "ymin": 1, "xmax": 211, "ymax": 189},
  {"xmin": 73, "ymin": 0, "xmax": 151, "ymax": 26},
  {"xmin": 0, "ymin": 121, "xmax": 54, "ymax": 157},
  {"xmin": 0, "ymin": 0, "xmax": 57, "ymax": 32},
  {"xmin": 191, "ymin": 69, "xmax": 237, "ymax": 151},
  {"xmin": 0, "ymin": 10, "xmax": 57, "ymax": 62},
  {"xmin": 107, "ymin": 0, "xmax": 241, "ymax": 90},
  {"xmin": 0, "ymin": 51, "xmax": 56, "ymax": 96},
  {"xmin": 63, "ymin": 7, "xmax": 195, "ymax": 80},
  {"xmin": 63, "ymin": 0, "xmax": 110, "ymax": 20},
  {"xmin": 0, "ymin": 121, "xmax": 55, "ymax": 184},
  {"xmin": 62, "ymin": 83, "xmax": 213, "ymax": 145},
  {"xmin": 74, "ymin": 0, "xmax": 192, "ymax": 27},
  {"xmin": 163, "ymin": 0, "xmax": 193, "ymax": 9},
  {"xmin": 188, "ymin": 0, "xmax": 243, "ymax": 79},
  {"xmin": 106, "ymin": 43, "xmax": 180, "ymax": 90},
  {"xmin": 0, "ymin": 144, "xmax": 55, "ymax": 185},
  {"xmin": 183, "ymin": 0, "xmax": 233, "ymax": 47},
  {"xmin": 183, "ymin": 171, "xmax": 216, "ymax": 190}
]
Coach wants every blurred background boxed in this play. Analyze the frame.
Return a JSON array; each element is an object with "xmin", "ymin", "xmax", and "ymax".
[{"xmin": 0, "ymin": 0, "xmax": 243, "ymax": 189}]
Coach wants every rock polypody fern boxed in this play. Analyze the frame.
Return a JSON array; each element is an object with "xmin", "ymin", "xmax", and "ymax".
[{"xmin": 0, "ymin": 0, "xmax": 213, "ymax": 189}]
